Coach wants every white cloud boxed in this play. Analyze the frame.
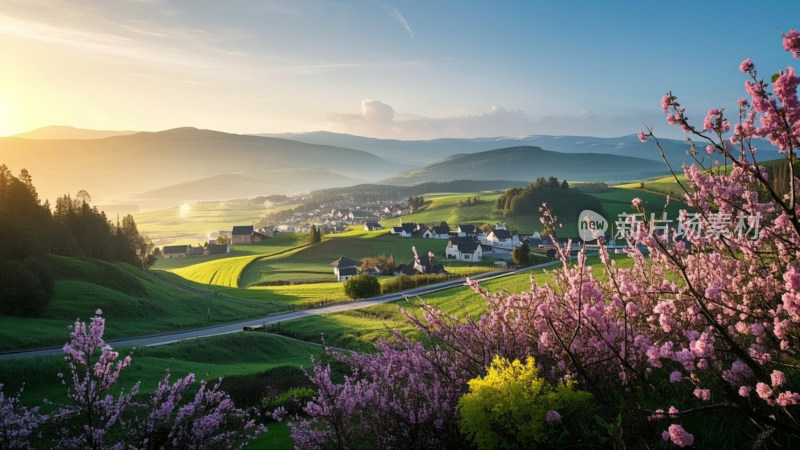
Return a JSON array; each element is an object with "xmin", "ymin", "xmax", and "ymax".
[{"xmin": 361, "ymin": 99, "xmax": 395, "ymax": 122}]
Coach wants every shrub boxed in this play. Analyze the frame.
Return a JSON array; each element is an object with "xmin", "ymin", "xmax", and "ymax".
[
  {"xmin": 380, "ymin": 273, "xmax": 454, "ymax": 294},
  {"xmin": 458, "ymin": 356, "xmax": 597, "ymax": 449},
  {"xmin": 343, "ymin": 273, "xmax": 381, "ymax": 299},
  {"xmin": 261, "ymin": 387, "xmax": 316, "ymax": 420},
  {"xmin": 0, "ymin": 257, "xmax": 54, "ymax": 316},
  {"xmin": 511, "ymin": 242, "xmax": 531, "ymax": 267}
]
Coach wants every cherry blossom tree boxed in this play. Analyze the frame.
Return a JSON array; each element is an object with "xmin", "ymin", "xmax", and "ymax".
[
  {"xmin": 293, "ymin": 30, "xmax": 800, "ymax": 448},
  {"xmin": 0, "ymin": 310, "xmax": 266, "ymax": 449}
]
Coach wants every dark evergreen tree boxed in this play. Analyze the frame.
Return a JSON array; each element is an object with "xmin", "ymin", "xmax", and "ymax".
[{"xmin": 512, "ymin": 242, "xmax": 531, "ymax": 267}]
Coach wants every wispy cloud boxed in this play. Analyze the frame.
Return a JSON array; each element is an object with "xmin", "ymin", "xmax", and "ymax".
[
  {"xmin": 391, "ymin": 8, "xmax": 413, "ymax": 39},
  {"xmin": 0, "ymin": 2, "xmax": 260, "ymax": 78}
]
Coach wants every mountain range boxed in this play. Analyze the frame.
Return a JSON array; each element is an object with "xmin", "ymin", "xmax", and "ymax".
[
  {"xmin": 0, "ymin": 127, "xmax": 407, "ymax": 208},
  {"xmin": 262, "ymin": 131, "xmax": 776, "ymax": 168},
  {"xmin": 2, "ymin": 125, "xmax": 747, "ymax": 210}
]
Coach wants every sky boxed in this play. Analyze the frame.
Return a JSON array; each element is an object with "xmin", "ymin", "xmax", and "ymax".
[{"xmin": 1, "ymin": 0, "xmax": 799, "ymax": 140}]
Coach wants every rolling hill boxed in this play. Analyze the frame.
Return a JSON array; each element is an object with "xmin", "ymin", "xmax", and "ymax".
[
  {"xmin": 267, "ymin": 131, "xmax": 779, "ymax": 169},
  {"xmin": 135, "ymin": 169, "xmax": 360, "ymax": 204},
  {"xmin": 0, "ymin": 127, "xmax": 408, "ymax": 208},
  {"xmin": 381, "ymin": 145, "xmax": 669, "ymax": 185}
]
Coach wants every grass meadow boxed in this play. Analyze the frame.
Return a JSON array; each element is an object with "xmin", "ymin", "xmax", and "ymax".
[
  {"xmin": 0, "ymin": 255, "xmax": 297, "ymax": 351},
  {"xmin": 134, "ymin": 199, "xmax": 302, "ymax": 246},
  {"xmin": 380, "ymin": 192, "xmax": 541, "ymax": 234}
]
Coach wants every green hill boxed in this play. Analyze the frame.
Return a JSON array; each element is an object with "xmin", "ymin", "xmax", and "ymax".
[
  {"xmin": 0, "ymin": 255, "xmax": 290, "ymax": 351},
  {"xmin": 381, "ymin": 146, "xmax": 668, "ymax": 186}
]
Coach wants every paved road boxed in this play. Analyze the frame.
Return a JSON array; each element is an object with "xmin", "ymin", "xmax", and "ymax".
[{"xmin": 0, "ymin": 260, "xmax": 561, "ymax": 360}]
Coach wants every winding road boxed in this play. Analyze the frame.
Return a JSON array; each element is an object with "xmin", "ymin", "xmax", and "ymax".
[{"xmin": 0, "ymin": 260, "xmax": 561, "ymax": 360}]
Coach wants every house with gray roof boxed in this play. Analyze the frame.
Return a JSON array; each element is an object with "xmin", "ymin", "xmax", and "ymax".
[
  {"xmin": 232, "ymin": 225, "xmax": 268, "ymax": 245},
  {"xmin": 331, "ymin": 256, "xmax": 363, "ymax": 281},
  {"xmin": 445, "ymin": 236, "xmax": 483, "ymax": 261},
  {"xmin": 162, "ymin": 245, "xmax": 191, "ymax": 259}
]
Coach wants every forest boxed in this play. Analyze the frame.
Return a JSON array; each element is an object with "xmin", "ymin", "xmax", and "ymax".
[{"xmin": 0, "ymin": 165, "xmax": 155, "ymax": 315}]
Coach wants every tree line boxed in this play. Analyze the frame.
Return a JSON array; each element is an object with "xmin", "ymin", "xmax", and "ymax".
[
  {"xmin": 0, "ymin": 165, "xmax": 155, "ymax": 315},
  {"xmin": 495, "ymin": 177, "xmax": 604, "ymax": 221}
]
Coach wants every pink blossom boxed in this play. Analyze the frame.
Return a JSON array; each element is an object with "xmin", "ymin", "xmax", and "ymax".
[
  {"xmin": 631, "ymin": 197, "xmax": 643, "ymax": 208},
  {"xmin": 667, "ymin": 424, "xmax": 695, "ymax": 447},
  {"xmin": 661, "ymin": 94, "xmax": 672, "ymax": 113},
  {"xmin": 739, "ymin": 58, "xmax": 754, "ymax": 73},
  {"xmin": 783, "ymin": 266, "xmax": 800, "ymax": 291},
  {"xmin": 756, "ymin": 382, "xmax": 772, "ymax": 400},
  {"xmin": 739, "ymin": 386, "xmax": 752, "ymax": 397},
  {"xmin": 693, "ymin": 388, "xmax": 711, "ymax": 401},
  {"xmin": 637, "ymin": 131, "xmax": 648, "ymax": 143},
  {"xmin": 546, "ymin": 410, "xmax": 561, "ymax": 423},
  {"xmin": 776, "ymin": 391, "xmax": 800, "ymax": 407},
  {"xmin": 771, "ymin": 370, "xmax": 787, "ymax": 387},
  {"xmin": 784, "ymin": 29, "xmax": 800, "ymax": 58}
]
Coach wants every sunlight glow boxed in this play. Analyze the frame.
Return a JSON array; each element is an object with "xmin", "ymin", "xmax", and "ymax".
[{"xmin": 179, "ymin": 202, "xmax": 191, "ymax": 218}]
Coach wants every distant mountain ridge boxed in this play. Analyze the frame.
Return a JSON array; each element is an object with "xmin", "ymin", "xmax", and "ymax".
[
  {"xmin": 381, "ymin": 145, "xmax": 669, "ymax": 185},
  {"xmin": 0, "ymin": 127, "xmax": 408, "ymax": 208},
  {"xmin": 12, "ymin": 125, "xmax": 138, "ymax": 140},
  {"xmin": 5, "ymin": 125, "xmax": 769, "ymax": 210},
  {"xmin": 265, "ymin": 131, "xmax": 779, "ymax": 168}
]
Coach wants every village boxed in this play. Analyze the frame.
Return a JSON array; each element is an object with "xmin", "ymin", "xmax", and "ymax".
[{"xmin": 156, "ymin": 193, "xmax": 631, "ymax": 285}]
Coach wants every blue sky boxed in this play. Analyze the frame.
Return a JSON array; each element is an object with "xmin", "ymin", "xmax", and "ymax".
[{"xmin": 1, "ymin": 0, "xmax": 798, "ymax": 139}]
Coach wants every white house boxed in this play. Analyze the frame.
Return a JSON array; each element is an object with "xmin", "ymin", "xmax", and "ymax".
[
  {"xmin": 457, "ymin": 224, "xmax": 477, "ymax": 237},
  {"xmin": 391, "ymin": 223, "xmax": 416, "ymax": 238},
  {"xmin": 486, "ymin": 229, "xmax": 521, "ymax": 249},
  {"xmin": 331, "ymin": 256, "xmax": 362, "ymax": 282},
  {"xmin": 416, "ymin": 226, "xmax": 433, "ymax": 239},
  {"xmin": 337, "ymin": 267, "xmax": 358, "ymax": 282},
  {"xmin": 431, "ymin": 222, "xmax": 450, "ymax": 239},
  {"xmin": 445, "ymin": 237, "xmax": 483, "ymax": 261}
]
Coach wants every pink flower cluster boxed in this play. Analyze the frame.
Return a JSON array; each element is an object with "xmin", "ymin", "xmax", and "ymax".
[
  {"xmin": 1, "ymin": 310, "xmax": 265, "ymax": 448},
  {"xmin": 290, "ymin": 335, "xmax": 467, "ymax": 449}
]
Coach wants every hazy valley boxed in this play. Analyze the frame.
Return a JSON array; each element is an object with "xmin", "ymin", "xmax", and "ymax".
[{"xmin": 0, "ymin": 125, "xmax": 722, "ymax": 213}]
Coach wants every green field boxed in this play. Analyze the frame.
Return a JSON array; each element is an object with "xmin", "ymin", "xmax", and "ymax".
[
  {"xmin": 369, "ymin": 187, "xmax": 684, "ymax": 239},
  {"xmin": 134, "ymin": 199, "xmax": 302, "ymax": 246},
  {"xmin": 381, "ymin": 192, "xmax": 541, "ymax": 234},
  {"xmin": 238, "ymin": 229, "xmax": 494, "ymax": 287}
]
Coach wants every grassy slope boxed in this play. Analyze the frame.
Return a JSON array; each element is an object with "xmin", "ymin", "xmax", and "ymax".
[
  {"xmin": 380, "ymin": 192, "xmax": 540, "ymax": 234},
  {"xmin": 0, "ymin": 256, "xmax": 295, "ymax": 351},
  {"xmin": 373, "ymin": 188, "xmax": 682, "ymax": 238}
]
